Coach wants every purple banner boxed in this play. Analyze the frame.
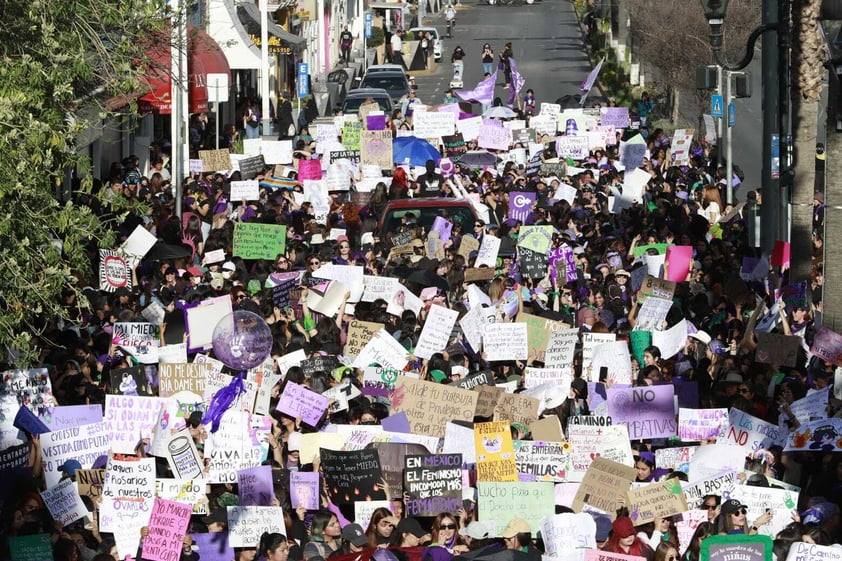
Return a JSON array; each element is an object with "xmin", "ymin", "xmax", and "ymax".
[
  {"xmin": 606, "ymin": 385, "xmax": 676, "ymax": 439},
  {"xmin": 601, "ymin": 107, "xmax": 630, "ymax": 128},
  {"xmin": 366, "ymin": 114, "xmax": 387, "ymax": 131},
  {"xmin": 290, "ymin": 471, "xmax": 320, "ymax": 510},
  {"xmin": 548, "ymin": 245, "xmax": 578, "ymax": 284},
  {"xmin": 508, "ymin": 191, "xmax": 535, "ymax": 223},
  {"xmin": 237, "ymin": 465, "xmax": 274, "ymax": 506},
  {"xmin": 431, "ymin": 216, "xmax": 453, "ymax": 244},
  {"xmin": 44, "ymin": 405, "xmax": 103, "ymax": 430},
  {"xmin": 189, "ymin": 533, "xmax": 233, "ymax": 561}
]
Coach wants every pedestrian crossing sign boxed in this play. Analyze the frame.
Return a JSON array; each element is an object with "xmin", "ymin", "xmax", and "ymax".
[{"xmin": 711, "ymin": 95, "xmax": 723, "ymax": 118}]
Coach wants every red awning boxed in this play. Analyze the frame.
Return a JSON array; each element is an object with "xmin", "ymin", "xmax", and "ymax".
[{"xmin": 138, "ymin": 25, "xmax": 231, "ymax": 115}]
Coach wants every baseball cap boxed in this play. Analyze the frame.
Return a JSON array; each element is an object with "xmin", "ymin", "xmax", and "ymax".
[
  {"xmin": 720, "ymin": 499, "xmax": 746, "ymax": 516},
  {"xmin": 612, "ymin": 516, "xmax": 635, "ymax": 539},
  {"xmin": 500, "ymin": 518, "xmax": 531, "ymax": 538},
  {"xmin": 396, "ymin": 518, "xmax": 428, "ymax": 539},
  {"xmin": 593, "ymin": 515, "xmax": 612, "ymax": 542},
  {"xmin": 222, "ymin": 261, "xmax": 236, "ymax": 271},
  {"xmin": 341, "ymin": 523, "xmax": 369, "ymax": 547},
  {"xmin": 463, "ymin": 521, "xmax": 490, "ymax": 540},
  {"xmin": 59, "ymin": 459, "xmax": 83, "ymax": 476}
]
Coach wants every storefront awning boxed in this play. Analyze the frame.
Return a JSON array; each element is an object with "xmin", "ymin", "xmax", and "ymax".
[
  {"xmin": 138, "ymin": 25, "xmax": 231, "ymax": 115},
  {"xmin": 237, "ymin": 3, "xmax": 306, "ymax": 54}
]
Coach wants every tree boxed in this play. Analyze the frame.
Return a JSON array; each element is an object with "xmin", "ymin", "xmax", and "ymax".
[
  {"xmin": 0, "ymin": 0, "xmax": 166, "ymax": 365},
  {"xmin": 627, "ymin": 0, "xmax": 760, "ymax": 122}
]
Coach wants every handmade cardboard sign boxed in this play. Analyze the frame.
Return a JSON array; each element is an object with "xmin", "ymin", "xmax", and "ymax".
[
  {"xmin": 625, "ymin": 478, "xmax": 688, "ymax": 525},
  {"xmin": 391, "ymin": 377, "xmax": 477, "ymax": 438},
  {"xmin": 474, "ymin": 421, "xmax": 517, "ymax": 482},
  {"xmin": 571, "ymin": 457, "xmax": 637, "ymax": 518}
]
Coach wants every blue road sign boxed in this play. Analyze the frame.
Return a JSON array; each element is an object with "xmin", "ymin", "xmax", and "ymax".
[
  {"xmin": 711, "ymin": 95, "xmax": 723, "ymax": 118},
  {"xmin": 297, "ymin": 63, "xmax": 309, "ymax": 98},
  {"xmin": 365, "ymin": 13, "xmax": 373, "ymax": 39},
  {"xmin": 728, "ymin": 102, "xmax": 736, "ymax": 127}
]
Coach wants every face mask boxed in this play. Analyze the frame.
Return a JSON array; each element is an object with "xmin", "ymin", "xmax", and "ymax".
[{"xmin": 222, "ymin": 271, "xmax": 233, "ymax": 280}]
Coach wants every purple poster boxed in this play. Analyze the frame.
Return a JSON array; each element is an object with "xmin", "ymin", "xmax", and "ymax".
[
  {"xmin": 366, "ymin": 114, "xmax": 387, "ymax": 131},
  {"xmin": 606, "ymin": 385, "xmax": 676, "ymax": 439},
  {"xmin": 290, "ymin": 471, "xmax": 320, "ymax": 510},
  {"xmin": 601, "ymin": 107, "xmax": 630, "ymax": 128},
  {"xmin": 237, "ymin": 465, "xmax": 275, "ymax": 506},
  {"xmin": 189, "ymin": 532, "xmax": 232, "ymax": 561},
  {"xmin": 431, "ymin": 216, "xmax": 453, "ymax": 244},
  {"xmin": 508, "ymin": 191, "xmax": 536, "ymax": 223},
  {"xmin": 548, "ymin": 245, "xmax": 577, "ymax": 284},
  {"xmin": 276, "ymin": 382, "xmax": 330, "ymax": 427}
]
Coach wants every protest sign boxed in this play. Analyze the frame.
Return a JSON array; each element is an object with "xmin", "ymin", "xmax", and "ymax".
[
  {"xmin": 726, "ymin": 408, "xmax": 785, "ymax": 451},
  {"xmin": 454, "ymin": 370, "xmax": 493, "ymax": 391},
  {"xmin": 810, "ymin": 327, "xmax": 842, "ymax": 363},
  {"xmin": 392, "ymin": 377, "xmax": 478, "ymax": 438},
  {"xmin": 204, "ymin": 410, "xmax": 270, "ymax": 484},
  {"xmin": 584, "ymin": 551, "xmax": 647, "ymax": 561},
  {"xmin": 474, "ymin": 421, "xmax": 517, "ymax": 482},
  {"xmin": 567, "ymin": 424, "xmax": 634, "ymax": 482},
  {"xmin": 619, "ymin": 135, "xmax": 646, "ymax": 169},
  {"xmin": 370, "ymin": 441, "xmax": 429, "ymax": 496},
  {"xmin": 544, "ymin": 328, "xmax": 579, "ymax": 370},
  {"xmin": 40, "ymin": 478, "xmax": 87, "ymax": 527},
  {"xmin": 415, "ymin": 304, "xmax": 459, "ymax": 359},
  {"xmin": 109, "ymin": 366, "xmax": 152, "ymax": 396},
  {"xmin": 276, "ymin": 382, "xmax": 329, "ymax": 427},
  {"xmin": 701, "ymin": 534, "xmax": 774, "ymax": 561},
  {"xmin": 9, "ymin": 534, "xmax": 53, "ymax": 561},
  {"xmin": 143, "ymin": 498, "xmax": 193, "ymax": 561},
  {"xmin": 155, "ymin": 480, "xmax": 208, "ymax": 515},
  {"xmin": 345, "ymin": 321, "xmax": 385, "ymax": 361},
  {"xmin": 113, "ymin": 322, "xmax": 159, "ymax": 364},
  {"xmin": 199, "ymin": 149, "xmax": 231, "ymax": 172},
  {"xmin": 362, "ymin": 366, "xmax": 402, "ymax": 398},
  {"xmin": 638, "ymin": 276, "xmax": 676, "ymax": 302},
  {"xmin": 654, "ymin": 446, "xmax": 697, "ymax": 474},
  {"xmin": 483, "ymin": 322, "xmax": 528, "ymax": 361},
  {"xmin": 635, "ymin": 296, "xmax": 673, "ymax": 331},
  {"xmin": 262, "ymin": 140, "xmax": 293, "ymax": 164},
  {"xmin": 233, "ymin": 222, "xmax": 286, "ymax": 260},
  {"xmin": 786, "ymin": 542, "xmax": 840, "ymax": 561},
  {"xmin": 414, "ymin": 111, "xmax": 456, "ymax": 137},
  {"xmin": 99, "ymin": 250, "xmax": 131, "ymax": 292},
  {"xmin": 675, "ymin": 509, "xmax": 710, "ymax": 554},
  {"xmin": 475, "ymin": 234, "xmax": 500, "ymax": 268},
  {"xmin": 237, "ymin": 465, "xmax": 274, "ymax": 507},
  {"xmin": 729, "ymin": 484, "xmax": 799, "ymax": 538},
  {"xmin": 678, "ymin": 408, "xmax": 728, "ymax": 441},
  {"xmin": 688, "ymin": 444, "xmax": 745, "ymax": 481},
  {"xmin": 514, "ymin": 440, "xmax": 572, "ymax": 482},
  {"xmin": 76, "ymin": 468, "xmax": 105, "ymax": 503},
  {"xmin": 478, "ymin": 123, "xmax": 512, "ymax": 151},
  {"xmin": 352, "ymin": 329, "xmax": 409, "ymax": 372},
  {"xmin": 651, "ymin": 320, "xmax": 688, "ymax": 360},
  {"xmin": 522, "ymin": 367, "xmax": 571, "ymax": 392},
  {"xmin": 556, "ymin": 136, "xmax": 590, "ymax": 160},
  {"xmin": 229, "ymin": 180, "xmax": 260, "ymax": 200},
  {"xmin": 157, "ymin": 363, "xmax": 210, "ymax": 398},
  {"xmin": 43, "ymin": 404, "xmax": 102, "ymax": 431},
  {"xmin": 571, "ymin": 457, "xmax": 637, "ymax": 518},
  {"xmin": 320, "ymin": 448, "xmax": 386, "ymax": 504},
  {"xmin": 100, "ymin": 458, "xmax": 156, "ymax": 534},
  {"xmin": 581, "ymin": 332, "xmax": 616, "ymax": 378},
  {"xmin": 227, "ymin": 506, "xmax": 285, "ymax": 547},
  {"xmin": 494, "ymin": 392, "xmax": 541, "ymax": 427},
  {"xmin": 163, "ymin": 429, "xmax": 204, "ymax": 479},
  {"xmin": 755, "ymin": 333, "xmax": 801, "ymax": 368},
  {"xmin": 188, "ymin": 532, "xmax": 233, "ymax": 561},
  {"xmin": 42, "ymin": 422, "xmax": 110, "ymax": 486},
  {"xmin": 788, "ymin": 387, "xmax": 830, "ymax": 424},
  {"xmin": 104, "ymin": 395, "xmax": 161, "ymax": 455},
  {"xmin": 360, "ymin": 130, "xmax": 393, "ymax": 169},
  {"xmin": 518, "ymin": 247, "xmax": 548, "ymax": 279},
  {"xmin": 342, "ymin": 120, "xmax": 362, "ymax": 150},
  {"xmin": 477, "ymin": 481, "xmax": 555, "ymax": 537},
  {"xmin": 530, "ymin": 416, "xmax": 564, "ymax": 442},
  {"xmin": 590, "ymin": 341, "xmax": 633, "ymax": 384},
  {"xmin": 354, "ymin": 500, "xmax": 391, "ymax": 531},
  {"xmin": 607, "ymin": 385, "xmax": 676, "ymax": 439},
  {"xmin": 625, "ymin": 478, "xmax": 688, "ymax": 525},
  {"xmin": 517, "ymin": 312, "xmax": 569, "ymax": 364},
  {"xmin": 290, "ymin": 471, "xmax": 320, "ymax": 510},
  {"xmin": 403, "ymin": 453, "xmax": 463, "ymax": 516},
  {"xmin": 540, "ymin": 513, "xmax": 596, "ymax": 560},
  {"xmin": 785, "ymin": 418, "xmax": 842, "ymax": 452},
  {"xmin": 299, "ymin": 355, "xmax": 340, "ymax": 379}
]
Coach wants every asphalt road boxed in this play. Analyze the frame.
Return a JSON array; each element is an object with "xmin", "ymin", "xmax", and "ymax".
[
  {"xmin": 411, "ymin": 0, "xmax": 600, "ymax": 109},
  {"xmin": 409, "ymin": 0, "xmax": 763, "ymax": 202}
]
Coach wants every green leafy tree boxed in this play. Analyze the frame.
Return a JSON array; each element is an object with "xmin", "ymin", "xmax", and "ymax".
[{"xmin": 0, "ymin": 0, "xmax": 167, "ymax": 365}]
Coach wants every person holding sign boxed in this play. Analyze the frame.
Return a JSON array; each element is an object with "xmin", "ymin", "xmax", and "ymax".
[
  {"xmin": 423, "ymin": 513, "xmax": 468, "ymax": 559},
  {"xmin": 715, "ymin": 499, "xmax": 772, "ymax": 535}
]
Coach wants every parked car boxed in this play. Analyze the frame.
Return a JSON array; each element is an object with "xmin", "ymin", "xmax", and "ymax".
[
  {"xmin": 364, "ymin": 64, "xmax": 408, "ymax": 78},
  {"xmin": 408, "ymin": 26, "xmax": 443, "ymax": 62},
  {"xmin": 340, "ymin": 88, "xmax": 394, "ymax": 115},
  {"xmin": 359, "ymin": 71, "xmax": 411, "ymax": 103},
  {"xmin": 378, "ymin": 198, "xmax": 479, "ymax": 243}
]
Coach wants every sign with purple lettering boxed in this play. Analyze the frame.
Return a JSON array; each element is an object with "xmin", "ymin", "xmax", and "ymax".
[
  {"xmin": 276, "ymin": 381, "xmax": 329, "ymax": 427},
  {"xmin": 548, "ymin": 245, "xmax": 577, "ymax": 284},
  {"xmin": 678, "ymin": 408, "xmax": 728, "ymax": 441},
  {"xmin": 607, "ymin": 385, "xmax": 676, "ymax": 439},
  {"xmin": 431, "ymin": 216, "xmax": 453, "ymax": 245},
  {"xmin": 601, "ymin": 107, "xmax": 630, "ymax": 128},
  {"xmin": 508, "ymin": 191, "xmax": 536, "ymax": 223},
  {"xmin": 810, "ymin": 327, "xmax": 842, "ymax": 364},
  {"xmin": 403, "ymin": 453, "xmax": 463, "ymax": 516}
]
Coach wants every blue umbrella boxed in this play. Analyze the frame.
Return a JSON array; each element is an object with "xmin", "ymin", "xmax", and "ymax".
[{"xmin": 392, "ymin": 136, "xmax": 441, "ymax": 166}]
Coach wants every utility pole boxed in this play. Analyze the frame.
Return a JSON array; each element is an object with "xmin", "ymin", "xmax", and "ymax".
[{"xmin": 760, "ymin": 0, "xmax": 780, "ymax": 254}]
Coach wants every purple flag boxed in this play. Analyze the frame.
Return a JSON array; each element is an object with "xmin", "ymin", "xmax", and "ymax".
[
  {"xmin": 508, "ymin": 191, "xmax": 535, "ymax": 222},
  {"xmin": 508, "ymin": 58, "xmax": 526, "ymax": 106},
  {"xmin": 580, "ymin": 58, "xmax": 604, "ymax": 93},
  {"xmin": 456, "ymin": 71, "xmax": 497, "ymax": 106}
]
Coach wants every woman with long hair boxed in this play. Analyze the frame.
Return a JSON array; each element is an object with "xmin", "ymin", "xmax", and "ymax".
[
  {"xmin": 303, "ymin": 511, "xmax": 341, "ymax": 560},
  {"xmin": 698, "ymin": 185, "xmax": 722, "ymax": 224},
  {"xmin": 365, "ymin": 508, "xmax": 398, "ymax": 548},
  {"xmin": 424, "ymin": 513, "xmax": 468, "ymax": 557},
  {"xmin": 389, "ymin": 167, "xmax": 410, "ymax": 199},
  {"xmin": 652, "ymin": 541, "xmax": 679, "ymax": 561},
  {"xmin": 681, "ymin": 522, "xmax": 714, "ymax": 561},
  {"xmin": 716, "ymin": 499, "xmax": 772, "ymax": 535}
]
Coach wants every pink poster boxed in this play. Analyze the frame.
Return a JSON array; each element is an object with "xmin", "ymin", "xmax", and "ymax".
[
  {"xmin": 298, "ymin": 159, "xmax": 322, "ymax": 180},
  {"xmin": 664, "ymin": 245, "xmax": 693, "ymax": 282},
  {"xmin": 143, "ymin": 498, "xmax": 193, "ymax": 561}
]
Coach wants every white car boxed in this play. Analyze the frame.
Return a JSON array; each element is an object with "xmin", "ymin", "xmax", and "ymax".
[{"xmin": 409, "ymin": 26, "xmax": 443, "ymax": 62}]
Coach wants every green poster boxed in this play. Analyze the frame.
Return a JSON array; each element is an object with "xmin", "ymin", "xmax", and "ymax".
[
  {"xmin": 233, "ymin": 223, "xmax": 287, "ymax": 260},
  {"xmin": 10, "ymin": 534, "xmax": 53, "ymax": 561}
]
